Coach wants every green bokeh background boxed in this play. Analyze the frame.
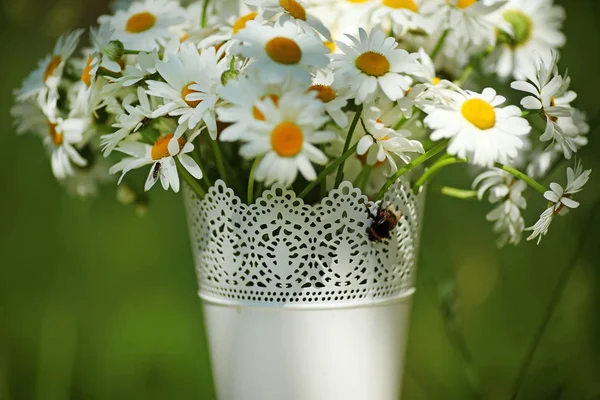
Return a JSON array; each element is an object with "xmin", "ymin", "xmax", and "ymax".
[{"xmin": 1, "ymin": 1, "xmax": 599, "ymax": 399}]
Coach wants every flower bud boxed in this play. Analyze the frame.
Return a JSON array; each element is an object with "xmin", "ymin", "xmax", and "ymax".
[
  {"xmin": 221, "ymin": 69, "xmax": 239, "ymax": 85},
  {"xmin": 103, "ymin": 40, "xmax": 125, "ymax": 62}
]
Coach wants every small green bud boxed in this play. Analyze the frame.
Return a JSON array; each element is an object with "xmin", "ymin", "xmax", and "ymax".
[
  {"xmin": 103, "ymin": 40, "xmax": 125, "ymax": 61},
  {"xmin": 221, "ymin": 69, "xmax": 239, "ymax": 85}
]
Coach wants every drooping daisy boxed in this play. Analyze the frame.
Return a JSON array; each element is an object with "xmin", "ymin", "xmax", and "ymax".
[
  {"xmin": 79, "ymin": 25, "xmax": 123, "ymax": 103},
  {"xmin": 147, "ymin": 44, "xmax": 226, "ymax": 152},
  {"xmin": 511, "ymin": 52, "xmax": 582, "ymax": 159},
  {"xmin": 441, "ymin": 0, "xmax": 510, "ymax": 48},
  {"xmin": 220, "ymin": 91, "xmax": 336, "ymax": 186},
  {"xmin": 102, "ymin": 87, "xmax": 155, "ymax": 156},
  {"xmin": 473, "ymin": 169, "xmax": 527, "ymax": 246},
  {"xmin": 246, "ymin": 0, "xmax": 331, "ymax": 40},
  {"xmin": 103, "ymin": 50, "xmax": 160, "ymax": 98},
  {"xmin": 110, "ymin": 132, "xmax": 203, "ymax": 193},
  {"xmin": 46, "ymin": 112, "xmax": 91, "ymax": 180},
  {"xmin": 15, "ymin": 30, "xmax": 84, "ymax": 102},
  {"xmin": 493, "ymin": 0, "xmax": 565, "ymax": 79},
  {"xmin": 233, "ymin": 20, "xmax": 330, "ymax": 84},
  {"xmin": 331, "ymin": 28, "xmax": 420, "ymax": 104},
  {"xmin": 309, "ymin": 70, "xmax": 351, "ymax": 127},
  {"xmin": 357, "ymin": 104, "xmax": 424, "ymax": 173},
  {"xmin": 98, "ymin": 0, "xmax": 186, "ymax": 52},
  {"xmin": 424, "ymin": 87, "xmax": 530, "ymax": 167},
  {"xmin": 526, "ymin": 162, "xmax": 591, "ymax": 244}
]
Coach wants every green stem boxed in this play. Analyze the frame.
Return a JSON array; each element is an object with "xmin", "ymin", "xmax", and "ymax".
[
  {"xmin": 431, "ymin": 29, "xmax": 450, "ymax": 60},
  {"xmin": 454, "ymin": 46, "xmax": 494, "ymax": 86},
  {"xmin": 436, "ymin": 186, "xmax": 478, "ymax": 200},
  {"xmin": 209, "ymin": 136, "xmax": 228, "ymax": 184},
  {"xmin": 413, "ymin": 156, "xmax": 467, "ymax": 191},
  {"xmin": 334, "ymin": 106, "xmax": 363, "ymax": 187},
  {"xmin": 374, "ymin": 139, "xmax": 450, "ymax": 201},
  {"xmin": 494, "ymin": 163, "xmax": 547, "ymax": 195},
  {"xmin": 98, "ymin": 69, "xmax": 121, "ymax": 79},
  {"xmin": 299, "ymin": 143, "xmax": 359, "ymax": 199},
  {"xmin": 247, "ymin": 156, "xmax": 262, "ymax": 204},
  {"xmin": 193, "ymin": 136, "xmax": 212, "ymax": 189},
  {"xmin": 510, "ymin": 200, "xmax": 600, "ymax": 400},
  {"xmin": 353, "ymin": 164, "xmax": 373, "ymax": 188},
  {"xmin": 176, "ymin": 158, "xmax": 206, "ymax": 199},
  {"xmin": 201, "ymin": 0, "xmax": 211, "ymax": 28},
  {"xmin": 123, "ymin": 49, "xmax": 141, "ymax": 55}
]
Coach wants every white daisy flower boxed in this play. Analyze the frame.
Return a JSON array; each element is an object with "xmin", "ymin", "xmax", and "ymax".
[
  {"xmin": 76, "ymin": 25, "xmax": 123, "ymax": 112},
  {"xmin": 424, "ymin": 87, "xmax": 530, "ymax": 167},
  {"xmin": 197, "ymin": 11, "xmax": 259, "ymax": 49},
  {"xmin": 147, "ymin": 44, "xmax": 226, "ymax": 152},
  {"xmin": 46, "ymin": 113, "xmax": 91, "ymax": 180},
  {"xmin": 369, "ymin": 0, "xmax": 440, "ymax": 35},
  {"xmin": 357, "ymin": 104, "xmax": 424, "ymax": 173},
  {"xmin": 98, "ymin": 0, "xmax": 185, "ymax": 52},
  {"xmin": 110, "ymin": 132, "xmax": 203, "ymax": 193},
  {"xmin": 220, "ymin": 91, "xmax": 336, "ymax": 187},
  {"xmin": 331, "ymin": 28, "xmax": 420, "ymax": 104},
  {"xmin": 442, "ymin": 0, "xmax": 510, "ymax": 48},
  {"xmin": 526, "ymin": 162, "xmax": 592, "ymax": 244},
  {"xmin": 11, "ymin": 101, "xmax": 49, "ymax": 138},
  {"xmin": 308, "ymin": 0, "xmax": 374, "ymax": 40},
  {"xmin": 15, "ymin": 30, "xmax": 84, "ymax": 102},
  {"xmin": 473, "ymin": 169, "xmax": 527, "ymax": 246},
  {"xmin": 247, "ymin": 0, "xmax": 332, "ymax": 40},
  {"xmin": 217, "ymin": 72, "xmax": 301, "ymax": 140},
  {"xmin": 309, "ymin": 70, "xmax": 351, "ymax": 127},
  {"xmin": 102, "ymin": 87, "xmax": 155, "ymax": 156},
  {"xmin": 233, "ymin": 20, "xmax": 330, "ymax": 84},
  {"xmin": 102, "ymin": 50, "xmax": 160, "ymax": 100},
  {"xmin": 511, "ymin": 52, "xmax": 582, "ymax": 159},
  {"xmin": 492, "ymin": 0, "xmax": 565, "ymax": 80}
]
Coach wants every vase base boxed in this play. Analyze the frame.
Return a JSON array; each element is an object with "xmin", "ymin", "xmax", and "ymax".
[{"xmin": 202, "ymin": 294, "xmax": 413, "ymax": 400}]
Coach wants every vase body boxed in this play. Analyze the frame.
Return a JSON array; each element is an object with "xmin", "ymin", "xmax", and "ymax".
[{"xmin": 185, "ymin": 180, "xmax": 425, "ymax": 400}]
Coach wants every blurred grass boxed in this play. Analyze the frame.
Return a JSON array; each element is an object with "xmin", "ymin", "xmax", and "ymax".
[{"xmin": 0, "ymin": 0, "xmax": 599, "ymax": 399}]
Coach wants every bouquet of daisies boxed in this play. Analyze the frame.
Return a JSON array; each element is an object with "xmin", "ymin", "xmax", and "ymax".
[{"xmin": 11, "ymin": 0, "xmax": 592, "ymax": 246}]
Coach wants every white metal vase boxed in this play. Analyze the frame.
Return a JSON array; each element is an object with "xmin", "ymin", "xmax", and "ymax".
[{"xmin": 184, "ymin": 179, "xmax": 425, "ymax": 400}]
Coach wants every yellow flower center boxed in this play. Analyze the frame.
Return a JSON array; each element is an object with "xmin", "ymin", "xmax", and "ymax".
[
  {"xmin": 233, "ymin": 12, "xmax": 258, "ymax": 34},
  {"xmin": 271, "ymin": 122, "xmax": 304, "ymax": 157},
  {"xmin": 279, "ymin": 0, "xmax": 307, "ymax": 20},
  {"xmin": 253, "ymin": 94, "xmax": 280, "ymax": 121},
  {"xmin": 179, "ymin": 32, "xmax": 190, "ymax": 42},
  {"xmin": 455, "ymin": 0, "xmax": 477, "ymax": 9},
  {"xmin": 182, "ymin": 83, "xmax": 202, "ymax": 108},
  {"xmin": 355, "ymin": 51, "xmax": 390, "ymax": 77},
  {"xmin": 125, "ymin": 12, "xmax": 157, "ymax": 33},
  {"xmin": 461, "ymin": 98, "xmax": 496, "ymax": 130},
  {"xmin": 309, "ymin": 84, "xmax": 337, "ymax": 103},
  {"xmin": 432, "ymin": 77, "xmax": 441, "ymax": 85},
  {"xmin": 151, "ymin": 134, "xmax": 186, "ymax": 160},
  {"xmin": 346, "ymin": 0, "xmax": 370, "ymax": 3},
  {"xmin": 265, "ymin": 37, "xmax": 302, "ymax": 65},
  {"xmin": 81, "ymin": 56, "xmax": 93, "ymax": 87},
  {"xmin": 44, "ymin": 56, "xmax": 62, "ymax": 83},
  {"xmin": 323, "ymin": 41, "xmax": 336, "ymax": 53},
  {"xmin": 382, "ymin": 0, "xmax": 418, "ymax": 11},
  {"xmin": 48, "ymin": 122, "xmax": 63, "ymax": 145}
]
